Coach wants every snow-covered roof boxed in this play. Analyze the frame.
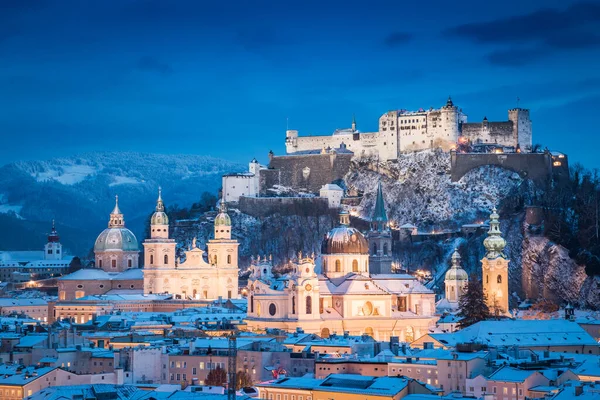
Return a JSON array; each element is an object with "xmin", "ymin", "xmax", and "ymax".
[
  {"xmin": 320, "ymin": 183, "xmax": 344, "ymax": 191},
  {"xmin": 16, "ymin": 334, "xmax": 47, "ymax": 348},
  {"xmin": 0, "ymin": 298, "xmax": 48, "ymax": 307},
  {"xmin": 429, "ymin": 320, "xmax": 597, "ymax": 348},
  {"xmin": 488, "ymin": 365, "xmax": 543, "ymax": 383},
  {"xmin": 59, "ymin": 268, "xmax": 144, "ymax": 281}
]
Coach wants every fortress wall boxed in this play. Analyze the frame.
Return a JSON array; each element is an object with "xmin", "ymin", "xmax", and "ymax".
[{"xmin": 238, "ymin": 196, "xmax": 329, "ymax": 218}]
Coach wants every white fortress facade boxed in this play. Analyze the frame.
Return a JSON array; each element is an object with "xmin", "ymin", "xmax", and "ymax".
[{"xmin": 285, "ymin": 98, "xmax": 532, "ymax": 161}]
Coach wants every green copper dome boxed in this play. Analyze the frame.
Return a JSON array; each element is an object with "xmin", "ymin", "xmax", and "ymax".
[
  {"xmin": 215, "ymin": 201, "xmax": 231, "ymax": 226},
  {"xmin": 94, "ymin": 227, "xmax": 139, "ymax": 252},
  {"xmin": 483, "ymin": 208, "xmax": 507, "ymax": 259},
  {"xmin": 151, "ymin": 188, "xmax": 169, "ymax": 225}
]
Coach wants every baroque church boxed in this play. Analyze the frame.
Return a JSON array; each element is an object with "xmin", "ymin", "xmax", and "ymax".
[
  {"xmin": 58, "ymin": 190, "xmax": 239, "ymax": 302},
  {"xmin": 245, "ymin": 184, "xmax": 438, "ymax": 341}
]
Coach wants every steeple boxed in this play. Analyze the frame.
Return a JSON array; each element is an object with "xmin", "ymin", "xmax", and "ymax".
[
  {"xmin": 214, "ymin": 199, "xmax": 232, "ymax": 240},
  {"xmin": 339, "ymin": 210, "xmax": 350, "ymax": 226},
  {"xmin": 370, "ymin": 182, "xmax": 388, "ymax": 232},
  {"xmin": 150, "ymin": 187, "xmax": 169, "ymax": 230},
  {"xmin": 483, "ymin": 207, "xmax": 506, "ymax": 259},
  {"xmin": 109, "ymin": 195, "xmax": 125, "ymax": 228},
  {"xmin": 351, "ymin": 114, "xmax": 357, "ymax": 132},
  {"xmin": 47, "ymin": 219, "xmax": 60, "ymax": 243},
  {"xmin": 156, "ymin": 186, "xmax": 164, "ymax": 212}
]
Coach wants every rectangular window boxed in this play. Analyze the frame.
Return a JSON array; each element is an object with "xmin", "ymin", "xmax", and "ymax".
[
  {"xmin": 183, "ymin": 374, "xmax": 187, "ymax": 381},
  {"xmin": 176, "ymin": 373, "xmax": 180, "ymax": 381},
  {"xmin": 199, "ymin": 362, "xmax": 205, "ymax": 369},
  {"xmin": 176, "ymin": 361, "xmax": 181, "ymax": 368},
  {"xmin": 170, "ymin": 361, "xmax": 175, "ymax": 368},
  {"xmin": 183, "ymin": 361, "xmax": 187, "ymax": 368},
  {"xmin": 503, "ymin": 387, "xmax": 508, "ymax": 394},
  {"xmin": 193, "ymin": 368, "xmax": 197, "ymax": 375}
]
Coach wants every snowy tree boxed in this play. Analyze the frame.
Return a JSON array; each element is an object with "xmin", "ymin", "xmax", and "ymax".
[
  {"xmin": 457, "ymin": 275, "xmax": 490, "ymax": 328},
  {"xmin": 236, "ymin": 370, "xmax": 253, "ymax": 390}
]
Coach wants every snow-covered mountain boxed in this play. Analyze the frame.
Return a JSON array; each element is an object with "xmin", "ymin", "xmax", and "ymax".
[{"xmin": 0, "ymin": 152, "xmax": 244, "ymax": 255}]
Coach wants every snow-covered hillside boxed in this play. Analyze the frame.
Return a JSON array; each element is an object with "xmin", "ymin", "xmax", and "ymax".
[{"xmin": 0, "ymin": 152, "xmax": 243, "ymax": 254}]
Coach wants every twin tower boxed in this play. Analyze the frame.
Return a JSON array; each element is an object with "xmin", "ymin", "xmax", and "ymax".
[{"xmin": 141, "ymin": 189, "xmax": 240, "ymax": 300}]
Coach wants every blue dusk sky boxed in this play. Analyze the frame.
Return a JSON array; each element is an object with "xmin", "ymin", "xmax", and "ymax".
[{"xmin": 1, "ymin": 0, "xmax": 599, "ymax": 168}]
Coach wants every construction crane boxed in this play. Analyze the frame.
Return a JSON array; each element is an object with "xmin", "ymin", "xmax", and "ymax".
[{"xmin": 227, "ymin": 332, "xmax": 237, "ymax": 400}]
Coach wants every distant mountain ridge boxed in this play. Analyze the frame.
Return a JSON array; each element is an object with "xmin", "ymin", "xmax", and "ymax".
[{"xmin": 0, "ymin": 152, "xmax": 244, "ymax": 255}]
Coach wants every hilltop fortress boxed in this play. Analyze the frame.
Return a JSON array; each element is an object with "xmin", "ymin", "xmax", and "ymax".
[{"xmin": 285, "ymin": 97, "xmax": 533, "ymax": 161}]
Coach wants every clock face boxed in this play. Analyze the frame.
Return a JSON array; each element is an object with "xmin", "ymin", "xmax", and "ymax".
[{"xmin": 305, "ymin": 284, "xmax": 312, "ymax": 292}]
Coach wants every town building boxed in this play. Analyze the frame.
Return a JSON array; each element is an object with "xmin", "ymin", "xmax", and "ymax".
[
  {"xmin": 0, "ymin": 222, "xmax": 72, "ymax": 283},
  {"xmin": 222, "ymin": 158, "xmax": 265, "ymax": 203},
  {"xmin": 436, "ymin": 249, "xmax": 468, "ymax": 313},
  {"xmin": 245, "ymin": 207, "xmax": 437, "ymax": 340}
]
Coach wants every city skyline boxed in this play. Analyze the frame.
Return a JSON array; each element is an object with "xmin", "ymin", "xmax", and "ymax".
[{"xmin": 1, "ymin": 0, "xmax": 600, "ymax": 167}]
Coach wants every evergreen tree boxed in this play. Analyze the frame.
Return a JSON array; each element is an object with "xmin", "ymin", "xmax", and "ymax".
[
  {"xmin": 457, "ymin": 275, "xmax": 490, "ymax": 328},
  {"xmin": 205, "ymin": 366, "xmax": 227, "ymax": 387}
]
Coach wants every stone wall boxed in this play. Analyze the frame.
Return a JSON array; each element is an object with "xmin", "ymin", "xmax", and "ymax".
[
  {"xmin": 462, "ymin": 121, "xmax": 515, "ymax": 147},
  {"xmin": 238, "ymin": 196, "xmax": 329, "ymax": 218},
  {"xmin": 450, "ymin": 151, "xmax": 560, "ymax": 185},
  {"xmin": 263, "ymin": 151, "xmax": 353, "ymax": 194}
]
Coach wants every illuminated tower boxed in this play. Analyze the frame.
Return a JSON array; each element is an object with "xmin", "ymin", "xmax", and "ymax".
[{"xmin": 481, "ymin": 208, "xmax": 509, "ymax": 316}]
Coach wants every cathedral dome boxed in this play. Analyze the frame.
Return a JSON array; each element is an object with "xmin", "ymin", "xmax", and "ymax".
[
  {"xmin": 321, "ymin": 211, "xmax": 369, "ymax": 255},
  {"xmin": 215, "ymin": 201, "xmax": 231, "ymax": 226},
  {"xmin": 94, "ymin": 195, "xmax": 139, "ymax": 252},
  {"xmin": 94, "ymin": 227, "xmax": 139, "ymax": 252}
]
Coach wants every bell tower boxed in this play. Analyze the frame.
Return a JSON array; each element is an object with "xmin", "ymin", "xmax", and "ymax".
[
  {"xmin": 367, "ymin": 182, "xmax": 393, "ymax": 274},
  {"xmin": 143, "ymin": 188, "xmax": 177, "ymax": 294},
  {"xmin": 207, "ymin": 200, "xmax": 240, "ymax": 299},
  {"xmin": 481, "ymin": 208, "xmax": 510, "ymax": 316},
  {"xmin": 44, "ymin": 220, "xmax": 63, "ymax": 260}
]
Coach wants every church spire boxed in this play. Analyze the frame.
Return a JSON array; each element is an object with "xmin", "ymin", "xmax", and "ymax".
[
  {"xmin": 483, "ymin": 207, "xmax": 506, "ymax": 259},
  {"xmin": 109, "ymin": 195, "xmax": 125, "ymax": 228},
  {"xmin": 351, "ymin": 114, "xmax": 357, "ymax": 132},
  {"xmin": 371, "ymin": 182, "xmax": 388, "ymax": 232},
  {"xmin": 156, "ymin": 187, "xmax": 165, "ymax": 212}
]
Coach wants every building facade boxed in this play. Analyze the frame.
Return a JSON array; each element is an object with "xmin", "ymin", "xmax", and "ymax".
[
  {"xmin": 245, "ymin": 209, "xmax": 437, "ymax": 341},
  {"xmin": 143, "ymin": 197, "xmax": 239, "ymax": 300},
  {"xmin": 285, "ymin": 98, "xmax": 532, "ymax": 161}
]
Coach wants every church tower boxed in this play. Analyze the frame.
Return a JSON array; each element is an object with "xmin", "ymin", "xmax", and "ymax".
[
  {"xmin": 44, "ymin": 220, "xmax": 63, "ymax": 260},
  {"xmin": 481, "ymin": 208, "xmax": 509, "ymax": 316},
  {"xmin": 143, "ymin": 188, "xmax": 176, "ymax": 294},
  {"xmin": 445, "ymin": 249, "xmax": 468, "ymax": 305},
  {"xmin": 367, "ymin": 182, "xmax": 393, "ymax": 274},
  {"xmin": 207, "ymin": 201, "xmax": 240, "ymax": 299}
]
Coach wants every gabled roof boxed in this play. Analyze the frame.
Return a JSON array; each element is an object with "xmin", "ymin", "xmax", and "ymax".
[{"xmin": 488, "ymin": 365, "xmax": 545, "ymax": 383}]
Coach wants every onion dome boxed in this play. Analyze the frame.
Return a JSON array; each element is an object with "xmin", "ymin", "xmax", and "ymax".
[
  {"xmin": 47, "ymin": 220, "xmax": 60, "ymax": 243},
  {"xmin": 321, "ymin": 211, "xmax": 369, "ymax": 255},
  {"xmin": 445, "ymin": 249, "xmax": 468, "ymax": 281},
  {"xmin": 94, "ymin": 196, "xmax": 139, "ymax": 252},
  {"xmin": 150, "ymin": 187, "xmax": 169, "ymax": 225},
  {"xmin": 483, "ymin": 207, "xmax": 506, "ymax": 259},
  {"xmin": 215, "ymin": 201, "xmax": 231, "ymax": 227}
]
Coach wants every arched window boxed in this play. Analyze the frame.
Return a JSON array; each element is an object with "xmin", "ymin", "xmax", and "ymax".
[
  {"xmin": 292, "ymin": 296, "xmax": 296, "ymax": 314},
  {"xmin": 164, "ymin": 255, "xmax": 168, "ymax": 265},
  {"xmin": 335, "ymin": 260, "xmax": 341, "ymax": 272},
  {"xmin": 372, "ymin": 243, "xmax": 378, "ymax": 255},
  {"xmin": 383, "ymin": 242, "xmax": 388, "ymax": 255},
  {"xmin": 321, "ymin": 328, "xmax": 330, "ymax": 338},
  {"xmin": 306, "ymin": 296, "xmax": 312, "ymax": 314},
  {"xmin": 227, "ymin": 255, "xmax": 231, "ymax": 264},
  {"xmin": 352, "ymin": 259, "xmax": 359, "ymax": 272},
  {"xmin": 128, "ymin": 259, "xmax": 132, "ymax": 268},
  {"xmin": 250, "ymin": 295, "xmax": 254, "ymax": 313},
  {"xmin": 486, "ymin": 275, "xmax": 489, "ymax": 284},
  {"xmin": 111, "ymin": 259, "xmax": 116, "ymax": 268},
  {"xmin": 497, "ymin": 275, "xmax": 502, "ymax": 284},
  {"xmin": 99, "ymin": 259, "xmax": 103, "ymax": 268},
  {"xmin": 150, "ymin": 255, "xmax": 154, "ymax": 265},
  {"xmin": 323, "ymin": 259, "xmax": 327, "ymax": 273},
  {"xmin": 214, "ymin": 255, "xmax": 218, "ymax": 265}
]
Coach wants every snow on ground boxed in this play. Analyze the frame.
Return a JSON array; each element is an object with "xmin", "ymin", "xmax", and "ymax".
[
  {"xmin": 108, "ymin": 176, "xmax": 143, "ymax": 186},
  {"xmin": 32, "ymin": 164, "xmax": 97, "ymax": 185},
  {"xmin": 0, "ymin": 204, "xmax": 23, "ymax": 218}
]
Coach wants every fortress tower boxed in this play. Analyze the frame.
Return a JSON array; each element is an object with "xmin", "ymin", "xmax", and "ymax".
[
  {"xmin": 508, "ymin": 108, "xmax": 532, "ymax": 152},
  {"xmin": 481, "ymin": 208, "xmax": 510, "ymax": 316}
]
